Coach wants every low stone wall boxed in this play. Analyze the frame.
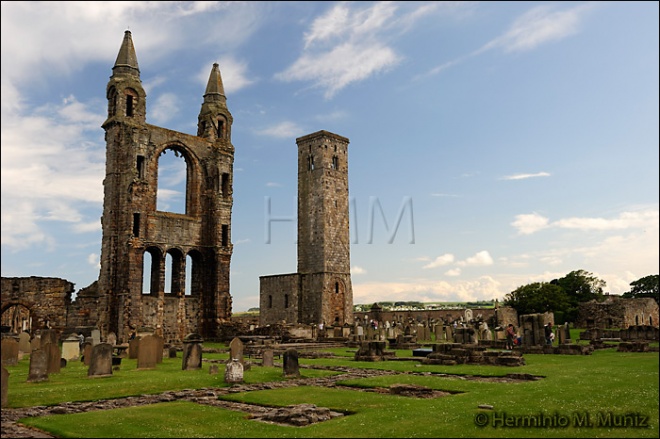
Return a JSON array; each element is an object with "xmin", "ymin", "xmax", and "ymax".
[{"xmin": 422, "ymin": 343, "xmax": 525, "ymax": 367}]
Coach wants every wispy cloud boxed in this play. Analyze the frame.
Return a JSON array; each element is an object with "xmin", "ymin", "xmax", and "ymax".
[
  {"xmin": 512, "ymin": 207, "xmax": 659, "ymax": 235},
  {"xmin": 266, "ymin": 182, "xmax": 282, "ymax": 188},
  {"xmin": 352, "ymin": 265, "xmax": 367, "ymax": 275},
  {"xmin": 501, "ymin": 171, "xmax": 551, "ymax": 181},
  {"xmin": 457, "ymin": 250, "xmax": 494, "ymax": 267},
  {"xmin": 254, "ymin": 121, "xmax": 304, "ymax": 138},
  {"xmin": 197, "ymin": 56, "xmax": 255, "ymax": 95},
  {"xmin": 423, "ymin": 254, "xmax": 455, "ymax": 269}
]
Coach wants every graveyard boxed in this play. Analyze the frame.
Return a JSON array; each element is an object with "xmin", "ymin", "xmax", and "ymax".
[{"xmin": 1, "ymin": 327, "xmax": 658, "ymax": 438}]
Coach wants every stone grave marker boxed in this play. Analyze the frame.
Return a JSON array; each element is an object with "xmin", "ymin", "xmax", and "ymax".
[
  {"xmin": 209, "ymin": 364, "xmax": 219, "ymax": 375},
  {"xmin": 229, "ymin": 337, "xmax": 244, "ymax": 363},
  {"xmin": 83, "ymin": 343, "xmax": 93, "ymax": 366},
  {"xmin": 27, "ymin": 349, "xmax": 49, "ymax": 382},
  {"xmin": 224, "ymin": 358, "xmax": 244, "ymax": 384},
  {"xmin": 1, "ymin": 366, "xmax": 9, "ymax": 408},
  {"xmin": 91, "ymin": 329, "xmax": 101, "ymax": 346},
  {"xmin": 18, "ymin": 332, "xmax": 31, "ymax": 353},
  {"xmin": 182, "ymin": 333, "xmax": 203, "ymax": 370},
  {"xmin": 61, "ymin": 334, "xmax": 82, "ymax": 361},
  {"xmin": 283, "ymin": 348, "xmax": 300, "ymax": 377},
  {"xmin": 88, "ymin": 343, "xmax": 113, "ymax": 377},
  {"xmin": 168, "ymin": 346, "xmax": 177, "ymax": 358},
  {"xmin": 137, "ymin": 335, "xmax": 158, "ymax": 370},
  {"xmin": 1, "ymin": 338, "xmax": 19, "ymax": 366},
  {"xmin": 262, "ymin": 349, "xmax": 274, "ymax": 367},
  {"xmin": 107, "ymin": 332, "xmax": 117, "ymax": 346},
  {"xmin": 128, "ymin": 338, "xmax": 139, "ymax": 359},
  {"xmin": 30, "ymin": 335, "xmax": 41, "ymax": 352},
  {"xmin": 46, "ymin": 341, "xmax": 61, "ymax": 374}
]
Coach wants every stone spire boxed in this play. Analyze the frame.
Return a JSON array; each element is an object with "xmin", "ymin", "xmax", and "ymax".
[
  {"xmin": 112, "ymin": 30, "xmax": 140, "ymax": 77},
  {"xmin": 203, "ymin": 63, "xmax": 226, "ymax": 104}
]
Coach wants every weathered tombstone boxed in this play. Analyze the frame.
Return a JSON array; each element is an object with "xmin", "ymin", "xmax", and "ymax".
[
  {"xmin": 229, "ymin": 337, "xmax": 244, "ymax": 363},
  {"xmin": 83, "ymin": 343, "xmax": 93, "ymax": 366},
  {"xmin": 88, "ymin": 343, "xmax": 113, "ymax": 377},
  {"xmin": 224, "ymin": 358, "xmax": 244, "ymax": 384},
  {"xmin": 465, "ymin": 309, "xmax": 473, "ymax": 322},
  {"xmin": 1, "ymin": 366, "xmax": 9, "ymax": 407},
  {"xmin": 91, "ymin": 329, "xmax": 101, "ymax": 346},
  {"xmin": 27, "ymin": 349, "xmax": 49, "ymax": 382},
  {"xmin": 209, "ymin": 364, "xmax": 219, "ymax": 375},
  {"xmin": 60, "ymin": 358, "xmax": 67, "ymax": 368},
  {"xmin": 168, "ymin": 346, "xmax": 177, "ymax": 358},
  {"xmin": 1, "ymin": 338, "xmax": 19, "ymax": 366},
  {"xmin": 128, "ymin": 338, "xmax": 139, "ymax": 359},
  {"xmin": 61, "ymin": 334, "xmax": 81, "ymax": 361},
  {"xmin": 30, "ymin": 335, "xmax": 41, "ymax": 352},
  {"xmin": 137, "ymin": 335, "xmax": 158, "ymax": 370},
  {"xmin": 182, "ymin": 333, "xmax": 203, "ymax": 370},
  {"xmin": 282, "ymin": 348, "xmax": 300, "ymax": 377},
  {"xmin": 46, "ymin": 341, "xmax": 61, "ymax": 374},
  {"xmin": 107, "ymin": 332, "xmax": 117, "ymax": 346},
  {"xmin": 356, "ymin": 325, "xmax": 364, "ymax": 339},
  {"xmin": 262, "ymin": 349, "xmax": 274, "ymax": 367},
  {"xmin": 154, "ymin": 335, "xmax": 164, "ymax": 363},
  {"xmin": 18, "ymin": 332, "xmax": 31, "ymax": 353}
]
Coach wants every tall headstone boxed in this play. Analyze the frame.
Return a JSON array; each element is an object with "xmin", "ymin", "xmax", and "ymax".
[
  {"xmin": 107, "ymin": 332, "xmax": 117, "ymax": 346},
  {"xmin": 18, "ymin": 332, "xmax": 31, "ymax": 353},
  {"xmin": 27, "ymin": 349, "xmax": 49, "ymax": 382},
  {"xmin": 46, "ymin": 341, "xmax": 61, "ymax": 374},
  {"xmin": 262, "ymin": 349, "xmax": 274, "ymax": 367},
  {"xmin": 282, "ymin": 348, "xmax": 300, "ymax": 378},
  {"xmin": 91, "ymin": 329, "xmax": 101, "ymax": 346},
  {"xmin": 88, "ymin": 343, "xmax": 113, "ymax": 377},
  {"xmin": 182, "ymin": 333, "xmax": 203, "ymax": 370},
  {"xmin": 83, "ymin": 343, "xmax": 93, "ymax": 366},
  {"xmin": 137, "ymin": 335, "xmax": 158, "ymax": 370},
  {"xmin": 1, "ymin": 339, "xmax": 19, "ymax": 366},
  {"xmin": 128, "ymin": 338, "xmax": 139, "ymax": 359},
  {"xmin": 229, "ymin": 337, "xmax": 244, "ymax": 363},
  {"xmin": 224, "ymin": 358, "xmax": 244, "ymax": 384}
]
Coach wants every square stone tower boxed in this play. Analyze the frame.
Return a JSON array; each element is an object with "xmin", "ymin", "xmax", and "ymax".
[
  {"xmin": 260, "ymin": 130, "xmax": 353, "ymax": 326},
  {"xmin": 97, "ymin": 31, "xmax": 235, "ymax": 343}
]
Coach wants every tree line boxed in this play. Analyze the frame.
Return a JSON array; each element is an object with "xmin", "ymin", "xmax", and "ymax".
[{"xmin": 502, "ymin": 270, "xmax": 659, "ymax": 324}]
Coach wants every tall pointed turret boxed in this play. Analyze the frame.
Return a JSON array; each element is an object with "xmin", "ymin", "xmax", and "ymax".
[
  {"xmin": 113, "ymin": 30, "xmax": 140, "ymax": 77},
  {"xmin": 103, "ymin": 30, "xmax": 146, "ymax": 125},
  {"xmin": 198, "ymin": 63, "xmax": 232, "ymax": 143}
]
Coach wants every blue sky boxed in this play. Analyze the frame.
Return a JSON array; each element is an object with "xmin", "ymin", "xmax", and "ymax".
[{"xmin": 1, "ymin": 1, "xmax": 658, "ymax": 312}]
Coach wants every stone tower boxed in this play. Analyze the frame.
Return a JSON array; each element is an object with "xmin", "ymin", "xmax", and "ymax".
[
  {"xmin": 259, "ymin": 130, "xmax": 353, "ymax": 326},
  {"xmin": 97, "ymin": 31, "xmax": 235, "ymax": 343}
]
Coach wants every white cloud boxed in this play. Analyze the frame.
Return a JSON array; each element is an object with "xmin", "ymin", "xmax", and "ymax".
[
  {"xmin": 512, "ymin": 213, "xmax": 551, "ymax": 235},
  {"xmin": 87, "ymin": 253, "xmax": 99, "ymax": 268},
  {"xmin": 445, "ymin": 268, "xmax": 461, "ymax": 277},
  {"xmin": 423, "ymin": 254, "xmax": 455, "ymax": 269},
  {"xmin": 457, "ymin": 251, "xmax": 494, "ymax": 267},
  {"xmin": 512, "ymin": 207, "xmax": 659, "ymax": 235},
  {"xmin": 501, "ymin": 171, "xmax": 551, "ymax": 180},
  {"xmin": 351, "ymin": 266, "xmax": 366, "ymax": 275},
  {"xmin": 150, "ymin": 93, "xmax": 180, "ymax": 125},
  {"xmin": 266, "ymin": 182, "xmax": 282, "ymax": 187},
  {"xmin": 197, "ymin": 56, "xmax": 255, "ymax": 95},
  {"xmin": 255, "ymin": 121, "xmax": 304, "ymax": 138}
]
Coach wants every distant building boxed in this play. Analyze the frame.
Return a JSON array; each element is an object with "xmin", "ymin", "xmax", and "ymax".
[{"xmin": 576, "ymin": 296, "xmax": 658, "ymax": 328}]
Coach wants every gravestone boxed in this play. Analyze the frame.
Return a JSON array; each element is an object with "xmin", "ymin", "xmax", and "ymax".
[
  {"xmin": 209, "ymin": 364, "xmax": 219, "ymax": 375},
  {"xmin": 30, "ymin": 335, "xmax": 41, "ymax": 352},
  {"xmin": 224, "ymin": 358, "xmax": 244, "ymax": 384},
  {"xmin": 1, "ymin": 338, "xmax": 19, "ymax": 366},
  {"xmin": 137, "ymin": 335, "xmax": 158, "ymax": 369},
  {"xmin": 18, "ymin": 332, "xmax": 31, "ymax": 353},
  {"xmin": 91, "ymin": 329, "xmax": 101, "ymax": 345},
  {"xmin": 107, "ymin": 332, "xmax": 117, "ymax": 346},
  {"xmin": 46, "ymin": 341, "xmax": 61, "ymax": 374},
  {"xmin": 61, "ymin": 334, "xmax": 81, "ymax": 361},
  {"xmin": 128, "ymin": 338, "xmax": 139, "ymax": 359},
  {"xmin": 182, "ymin": 333, "xmax": 203, "ymax": 370},
  {"xmin": 154, "ymin": 335, "xmax": 164, "ymax": 363},
  {"xmin": 27, "ymin": 349, "xmax": 49, "ymax": 382},
  {"xmin": 282, "ymin": 349, "xmax": 300, "ymax": 377},
  {"xmin": 88, "ymin": 343, "xmax": 113, "ymax": 377},
  {"xmin": 83, "ymin": 343, "xmax": 92, "ymax": 365},
  {"xmin": 229, "ymin": 337, "xmax": 244, "ymax": 363},
  {"xmin": 1, "ymin": 366, "xmax": 9, "ymax": 407},
  {"xmin": 262, "ymin": 349, "xmax": 274, "ymax": 367},
  {"xmin": 168, "ymin": 346, "xmax": 177, "ymax": 358},
  {"xmin": 465, "ymin": 309, "xmax": 473, "ymax": 321}
]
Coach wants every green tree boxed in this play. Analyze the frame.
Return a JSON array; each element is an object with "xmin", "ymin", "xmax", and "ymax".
[
  {"xmin": 622, "ymin": 274, "xmax": 659, "ymax": 304},
  {"xmin": 503, "ymin": 282, "xmax": 570, "ymax": 316},
  {"xmin": 549, "ymin": 269, "xmax": 606, "ymax": 323}
]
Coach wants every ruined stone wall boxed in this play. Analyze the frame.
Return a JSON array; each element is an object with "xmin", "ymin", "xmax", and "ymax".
[
  {"xmin": 354, "ymin": 307, "xmax": 513, "ymax": 328},
  {"xmin": 1, "ymin": 277, "xmax": 74, "ymax": 334},
  {"xmin": 577, "ymin": 297, "xmax": 659, "ymax": 328},
  {"xmin": 259, "ymin": 274, "xmax": 300, "ymax": 326}
]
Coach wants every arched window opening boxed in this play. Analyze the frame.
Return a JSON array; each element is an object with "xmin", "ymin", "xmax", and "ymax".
[
  {"xmin": 165, "ymin": 249, "xmax": 184, "ymax": 296},
  {"xmin": 164, "ymin": 253, "xmax": 173, "ymax": 294},
  {"xmin": 268, "ymin": 295, "xmax": 273, "ymax": 309},
  {"xmin": 335, "ymin": 282, "xmax": 339, "ymax": 294},
  {"xmin": 308, "ymin": 155, "xmax": 314, "ymax": 170},
  {"xmin": 284, "ymin": 294, "xmax": 289, "ymax": 308},
  {"xmin": 331, "ymin": 155, "xmax": 338, "ymax": 170},
  {"xmin": 185, "ymin": 254, "xmax": 193, "ymax": 296},
  {"xmin": 126, "ymin": 95, "xmax": 134, "ymax": 117},
  {"xmin": 142, "ymin": 249, "xmax": 161, "ymax": 295},
  {"xmin": 217, "ymin": 118, "xmax": 224, "ymax": 139},
  {"xmin": 186, "ymin": 250, "xmax": 203, "ymax": 297},
  {"xmin": 157, "ymin": 147, "xmax": 188, "ymax": 214},
  {"xmin": 108, "ymin": 88, "xmax": 117, "ymax": 117}
]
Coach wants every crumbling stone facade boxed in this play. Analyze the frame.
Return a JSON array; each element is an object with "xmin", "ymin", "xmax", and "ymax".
[
  {"xmin": 576, "ymin": 296, "xmax": 658, "ymax": 329},
  {"xmin": 260, "ymin": 131, "xmax": 353, "ymax": 327},
  {"xmin": 0, "ymin": 277, "xmax": 74, "ymax": 334},
  {"xmin": 96, "ymin": 31, "xmax": 235, "ymax": 343}
]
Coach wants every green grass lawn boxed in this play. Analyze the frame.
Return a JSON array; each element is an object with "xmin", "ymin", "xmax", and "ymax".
[{"xmin": 5, "ymin": 344, "xmax": 658, "ymax": 438}]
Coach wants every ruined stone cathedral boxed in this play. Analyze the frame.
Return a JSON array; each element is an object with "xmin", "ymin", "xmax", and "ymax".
[{"xmin": 97, "ymin": 31, "xmax": 235, "ymax": 343}]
